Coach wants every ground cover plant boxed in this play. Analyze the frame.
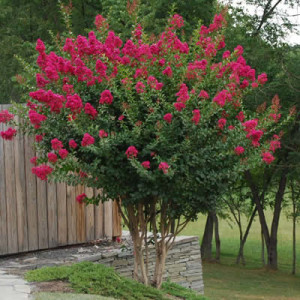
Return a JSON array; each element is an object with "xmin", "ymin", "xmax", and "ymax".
[
  {"xmin": 26, "ymin": 262, "xmax": 207, "ymax": 300},
  {"xmin": 0, "ymin": 10, "xmax": 292, "ymax": 288}
]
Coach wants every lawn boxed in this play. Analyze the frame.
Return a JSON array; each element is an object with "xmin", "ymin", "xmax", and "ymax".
[{"xmin": 182, "ymin": 209, "xmax": 300, "ymax": 299}]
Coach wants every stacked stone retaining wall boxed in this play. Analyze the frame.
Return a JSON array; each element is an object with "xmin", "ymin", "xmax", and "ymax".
[{"xmin": 83, "ymin": 234, "xmax": 204, "ymax": 294}]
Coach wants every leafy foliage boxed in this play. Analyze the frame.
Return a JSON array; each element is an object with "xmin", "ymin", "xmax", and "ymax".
[{"xmin": 26, "ymin": 262, "xmax": 207, "ymax": 300}]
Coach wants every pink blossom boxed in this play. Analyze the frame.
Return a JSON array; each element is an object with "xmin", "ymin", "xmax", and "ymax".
[
  {"xmin": 125, "ymin": 146, "xmax": 138, "ymax": 159},
  {"xmin": 76, "ymin": 193, "xmax": 87, "ymax": 204},
  {"xmin": 69, "ymin": 139, "xmax": 78, "ymax": 149},
  {"xmin": 118, "ymin": 115, "xmax": 125, "ymax": 121},
  {"xmin": 66, "ymin": 94, "xmax": 83, "ymax": 114},
  {"xmin": 29, "ymin": 110, "xmax": 47, "ymax": 128},
  {"xmin": 141, "ymin": 161, "xmax": 150, "ymax": 169},
  {"xmin": 81, "ymin": 133, "xmax": 95, "ymax": 147},
  {"xmin": 234, "ymin": 45, "xmax": 243, "ymax": 56},
  {"xmin": 135, "ymin": 82, "xmax": 145, "ymax": 94},
  {"xmin": 269, "ymin": 140, "xmax": 281, "ymax": 152},
  {"xmin": 159, "ymin": 162, "xmax": 170, "ymax": 174},
  {"xmin": 163, "ymin": 113, "xmax": 173, "ymax": 124},
  {"xmin": 199, "ymin": 90, "xmax": 209, "ymax": 99},
  {"xmin": 0, "ymin": 110, "xmax": 14, "ymax": 123},
  {"xmin": 218, "ymin": 118, "xmax": 227, "ymax": 130},
  {"xmin": 30, "ymin": 156, "xmax": 38, "ymax": 165},
  {"xmin": 158, "ymin": 59, "xmax": 165, "ymax": 66},
  {"xmin": 99, "ymin": 90, "xmax": 113, "ymax": 105},
  {"xmin": 243, "ymin": 119, "xmax": 258, "ymax": 132},
  {"xmin": 234, "ymin": 146, "xmax": 245, "ymax": 155},
  {"xmin": 51, "ymin": 138, "xmax": 63, "ymax": 150},
  {"xmin": 262, "ymin": 152, "xmax": 275, "ymax": 164},
  {"xmin": 59, "ymin": 149, "xmax": 69, "ymax": 159},
  {"xmin": 32, "ymin": 164, "xmax": 53, "ymax": 181},
  {"xmin": 174, "ymin": 102, "xmax": 186, "ymax": 111},
  {"xmin": 48, "ymin": 152, "xmax": 58, "ymax": 163},
  {"xmin": 222, "ymin": 50, "xmax": 230, "ymax": 59},
  {"xmin": 84, "ymin": 103, "xmax": 98, "ymax": 119},
  {"xmin": 36, "ymin": 73, "xmax": 49, "ymax": 87},
  {"xmin": 236, "ymin": 111, "xmax": 245, "ymax": 122},
  {"xmin": 213, "ymin": 90, "xmax": 232, "ymax": 107},
  {"xmin": 99, "ymin": 129, "xmax": 108, "ymax": 138},
  {"xmin": 162, "ymin": 66, "xmax": 173, "ymax": 77},
  {"xmin": 257, "ymin": 73, "xmax": 267, "ymax": 85},
  {"xmin": 176, "ymin": 84, "xmax": 189, "ymax": 103},
  {"xmin": 35, "ymin": 134, "xmax": 44, "ymax": 142},
  {"xmin": 0, "ymin": 128, "xmax": 17, "ymax": 140},
  {"xmin": 246, "ymin": 129, "xmax": 264, "ymax": 147},
  {"xmin": 192, "ymin": 109, "xmax": 201, "ymax": 125},
  {"xmin": 36, "ymin": 39, "xmax": 45, "ymax": 53},
  {"xmin": 228, "ymin": 125, "xmax": 235, "ymax": 130},
  {"xmin": 169, "ymin": 14, "xmax": 184, "ymax": 29}
]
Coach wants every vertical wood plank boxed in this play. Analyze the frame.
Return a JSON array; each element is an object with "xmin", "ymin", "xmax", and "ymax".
[
  {"xmin": 85, "ymin": 187, "xmax": 95, "ymax": 241},
  {"xmin": 94, "ymin": 189, "xmax": 104, "ymax": 239},
  {"xmin": 0, "ymin": 105, "xmax": 8, "ymax": 254},
  {"xmin": 24, "ymin": 134, "xmax": 38, "ymax": 251},
  {"xmin": 113, "ymin": 200, "xmax": 122, "ymax": 237},
  {"xmin": 4, "ymin": 119, "xmax": 18, "ymax": 253},
  {"xmin": 14, "ymin": 116, "xmax": 28, "ymax": 252},
  {"xmin": 76, "ymin": 185, "xmax": 86, "ymax": 243},
  {"xmin": 104, "ymin": 199, "xmax": 113, "ymax": 239},
  {"xmin": 47, "ymin": 182, "xmax": 58, "ymax": 248},
  {"xmin": 37, "ymin": 178, "xmax": 48, "ymax": 249},
  {"xmin": 67, "ymin": 185, "xmax": 77, "ymax": 244},
  {"xmin": 57, "ymin": 182, "xmax": 67, "ymax": 245}
]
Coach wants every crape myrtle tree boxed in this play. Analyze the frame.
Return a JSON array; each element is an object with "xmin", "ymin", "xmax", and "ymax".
[{"xmin": 0, "ymin": 13, "xmax": 290, "ymax": 287}]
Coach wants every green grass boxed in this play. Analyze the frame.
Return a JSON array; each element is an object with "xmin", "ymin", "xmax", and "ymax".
[
  {"xmin": 26, "ymin": 262, "xmax": 207, "ymax": 300},
  {"xmin": 181, "ymin": 210, "xmax": 300, "ymax": 299}
]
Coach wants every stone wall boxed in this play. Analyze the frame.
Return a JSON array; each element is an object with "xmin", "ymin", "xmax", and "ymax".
[{"xmin": 88, "ymin": 234, "xmax": 204, "ymax": 294}]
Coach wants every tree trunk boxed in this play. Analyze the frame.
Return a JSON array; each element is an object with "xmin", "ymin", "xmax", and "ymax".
[
  {"xmin": 261, "ymin": 229, "xmax": 266, "ymax": 266},
  {"xmin": 153, "ymin": 241, "xmax": 167, "ymax": 288},
  {"xmin": 201, "ymin": 211, "xmax": 214, "ymax": 261},
  {"xmin": 292, "ymin": 210, "xmax": 296, "ymax": 275},
  {"xmin": 267, "ymin": 168, "xmax": 287, "ymax": 270},
  {"xmin": 291, "ymin": 182, "xmax": 297, "ymax": 275},
  {"xmin": 213, "ymin": 212, "xmax": 221, "ymax": 262},
  {"xmin": 236, "ymin": 207, "xmax": 257, "ymax": 265}
]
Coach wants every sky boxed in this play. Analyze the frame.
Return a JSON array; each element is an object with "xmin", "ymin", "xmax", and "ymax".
[{"xmin": 222, "ymin": 0, "xmax": 300, "ymax": 45}]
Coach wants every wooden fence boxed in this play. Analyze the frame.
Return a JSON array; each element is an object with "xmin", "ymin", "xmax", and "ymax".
[{"xmin": 0, "ymin": 104, "xmax": 122, "ymax": 256}]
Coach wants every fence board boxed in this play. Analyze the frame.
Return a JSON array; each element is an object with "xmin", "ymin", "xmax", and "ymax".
[
  {"xmin": 0, "ymin": 105, "xmax": 8, "ymax": 255},
  {"xmin": 14, "ymin": 119, "xmax": 28, "ymax": 252},
  {"xmin": 4, "ymin": 121, "xmax": 18, "ymax": 254},
  {"xmin": 57, "ymin": 182, "xmax": 67, "ymax": 245},
  {"xmin": 37, "ymin": 179, "xmax": 48, "ymax": 249},
  {"xmin": 67, "ymin": 185, "xmax": 77, "ymax": 244},
  {"xmin": 76, "ymin": 185, "xmax": 86, "ymax": 243},
  {"xmin": 85, "ymin": 187, "xmax": 95, "ymax": 241},
  {"xmin": 47, "ymin": 182, "xmax": 58, "ymax": 248},
  {"xmin": 94, "ymin": 189, "xmax": 104, "ymax": 239},
  {"xmin": 104, "ymin": 200, "xmax": 113, "ymax": 238},
  {"xmin": 24, "ymin": 135, "xmax": 38, "ymax": 250}
]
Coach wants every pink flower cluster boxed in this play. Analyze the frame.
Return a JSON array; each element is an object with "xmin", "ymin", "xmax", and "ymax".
[
  {"xmin": 125, "ymin": 146, "xmax": 138, "ymax": 159},
  {"xmin": 0, "ymin": 110, "xmax": 14, "ymax": 123},
  {"xmin": 0, "ymin": 128, "xmax": 17, "ymax": 140},
  {"xmin": 32, "ymin": 164, "xmax": 53, "ymax": 180}
]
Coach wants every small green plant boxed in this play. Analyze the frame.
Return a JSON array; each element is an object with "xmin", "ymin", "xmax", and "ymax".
[{"xmin": 26, "ymin": 262, "xmax": 207, "ymax": 300}]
